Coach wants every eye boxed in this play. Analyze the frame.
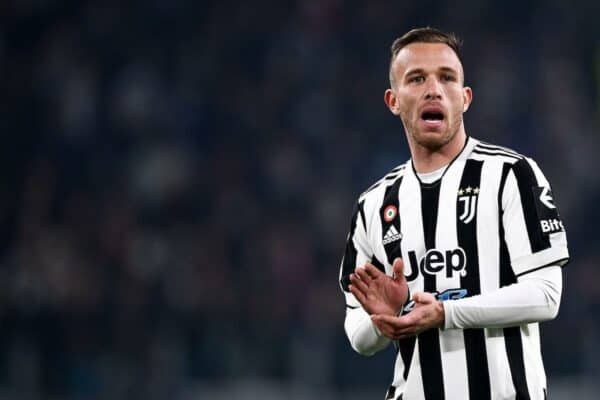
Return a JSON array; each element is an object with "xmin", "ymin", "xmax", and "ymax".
[
  {"xmin": 441, "ymin": 74, "xmax": 456, "ymax": 82},
  {"xmin": 409, "ymin": 75, "xmax": 425, "ymax": 83}
]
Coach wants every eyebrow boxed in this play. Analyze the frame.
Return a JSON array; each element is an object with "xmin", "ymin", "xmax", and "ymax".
[
  {"xmin": 439, "ymin": 66, "xmax": 458, "ymax": 74},
  {"xmin": 405, "ymin": 66, "xmax": 459, "ymax": 76}
]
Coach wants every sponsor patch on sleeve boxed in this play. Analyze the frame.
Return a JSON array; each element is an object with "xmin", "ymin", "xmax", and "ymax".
[{"xmin": 532, "ymin": 186, "xmax": 564, "ymax": 235}]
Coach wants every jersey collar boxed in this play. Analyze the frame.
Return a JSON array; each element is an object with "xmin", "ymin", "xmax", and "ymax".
[{"xmin": 408, "ymin": 136, "xmax": 478, "ymax": 186}]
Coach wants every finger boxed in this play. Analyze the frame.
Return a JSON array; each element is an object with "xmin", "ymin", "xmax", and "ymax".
[
  {"xmin": 372, "ymin": 316, "xmax": 416, "ymax": 339},
  {"xmin": 413, "ymin": 292, "xmax": 435, "ymax": 304},
  {"xmin": 394, "ymin": 325, "xmax": 420, "ymax": 336},
  {"xmin": 350, "ymin": 273, "xmax": 371, "ymax": 294},
  {"xmin": 373, "ymin": 313, "xmax": 416, "ymax": 330},
  {"xmin": 372, "ymin": 314, "xmax": 403, "ymax": 331},
  {"xmin": 412, "ymin": 292, "xmax": 424, "ymax": 303},
  {"xmin": 390, "ymin": 322, "xmax": 420, "ymax": 338},
  {"xmin": 392, "ymin": 257, "xmax": 404, "ymax": 279},
  {"xmin": 373, "ymin": 313, "xmax": 402, "ymax": 326},
  {"xmin": 349, "ymin": 284, "xmax": 368, "ymax": 305},
  {"xmin": 363, "ymin": 263, "xmax": 385, "ymax": 279},
  {"xmin": 349, "ymin": 274, "xmax": 370, "ymax": 296},
  {"xmin": 390, "ymin": 309, "xmax": 439, "ymax": 337},
  {"xmin": 372, "ymin": 318, "xmax": 398, "ymax": 339},
  {"xmin": 354, "ymin": 267, "xmax": 374, "ymax": 284}
]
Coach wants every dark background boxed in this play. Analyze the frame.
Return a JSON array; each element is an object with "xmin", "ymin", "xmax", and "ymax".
[{"xmin": 0, "ymin": 0, "xmax": 598, "ymax": 399}]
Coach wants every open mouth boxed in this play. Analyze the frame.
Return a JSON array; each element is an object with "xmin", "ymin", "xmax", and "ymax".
[
  {"xmin": 421, "ymin": 111, "xmax": 444, "ymax": 121},
  {"xmin": 420, "ymin": 106, "xmax": 445, "ymax": 128},
  {"xmin": 421, "ymin": 106, "xmax": 445, "ymax": 122}
]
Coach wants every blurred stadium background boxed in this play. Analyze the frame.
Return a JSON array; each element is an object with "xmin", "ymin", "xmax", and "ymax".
[{"xmin": 0, "ymin": 0, "xmax": 598, "ymax": 399}]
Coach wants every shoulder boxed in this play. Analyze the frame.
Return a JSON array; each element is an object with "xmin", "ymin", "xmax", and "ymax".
[
  {"xmin": 357, "ymin": 162, "xmax": 408, "ymax": 204},
  {"xmin": 469, "ymin": 138, "xmax": 526, "ymax": 165},
  {"xmin": 350, "ymin": 162, "xmax": 407, "ymax": 234},
  {"xmin": 469, "ymin": 138, "xmax": 550, "ymax": 185}
]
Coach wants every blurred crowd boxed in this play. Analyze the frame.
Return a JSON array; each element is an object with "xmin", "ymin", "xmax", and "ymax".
[{"xmin": 0, "ymin": 0, "xmax": 598, "ymax": 398}]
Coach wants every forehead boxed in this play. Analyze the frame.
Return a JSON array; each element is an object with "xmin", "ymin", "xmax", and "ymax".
[{"xmin": 392, "ymin": 42, "xmax": 463, "ymax": 77}]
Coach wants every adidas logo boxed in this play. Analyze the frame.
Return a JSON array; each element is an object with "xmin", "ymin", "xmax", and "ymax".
[{"xmin": 382, "ymin": 225, "xmax": 402, "ymax": 245}]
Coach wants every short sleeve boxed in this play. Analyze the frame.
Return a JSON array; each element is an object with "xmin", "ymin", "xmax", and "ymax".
[{"xmin": 501, "ymin": 157, "xmax": 569, "ymax": 277}]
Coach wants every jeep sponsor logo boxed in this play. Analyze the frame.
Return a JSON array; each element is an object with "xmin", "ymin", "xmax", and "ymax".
[{"xmin": 405, "ymin": 247, "xmax": 467, "ymax": 281}]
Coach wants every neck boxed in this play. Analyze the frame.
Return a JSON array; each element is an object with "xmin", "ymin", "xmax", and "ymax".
[{"xmin": 409, "ymin": 129, "xmax": 467, "ymax": 173}]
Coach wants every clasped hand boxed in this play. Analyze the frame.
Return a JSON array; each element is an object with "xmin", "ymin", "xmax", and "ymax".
[{"xmin": 348, "ymin": 258, "xmax": 445, "ymax": 340}]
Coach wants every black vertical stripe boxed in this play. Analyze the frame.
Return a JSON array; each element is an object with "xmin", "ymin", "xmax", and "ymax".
[
  {"xmin": 419, "ymin": 183, "xmax": 445, "ymax": 400},
  {"xmin": 421, "ymin": 184, "xmax": 440, "ymax": 279},
  {"xmin": 339, "ymin": 201, "xmax": 365, "ymax": 291},
  {"xmin": 398, "ymin": 337, "xmax": 416, "ymax": 380},
  {"xmin": 358, "ymin": 199, "xmax": 367, "ymax": 231},
  {"xmin": 380, "ymin": 177, "xmax": 403, "ymax": 265},
  {"xmin": 385, "ymin": 385, "xmax": 396, "ymax": 399},
  {"xmin": 499, "ymin": 163, "xmax": 531, "ymax": 400},
  {"xmin": 511, "ymin": 159, "xmax": 551, "ymax": 252},
  {"xmin": 371, "ymin": 255, "xmax": 385, "ymax": 273},
  {"xmin": 498, "ymin": 163, "xmax": 515, "ymax": 288},
  {"xmin": 504, "ymin": 327, "xmax": 530, "ymax": 400},
  {"xmin": 456, "ymin": 159, "xmax": 491, "ymax": 400}
]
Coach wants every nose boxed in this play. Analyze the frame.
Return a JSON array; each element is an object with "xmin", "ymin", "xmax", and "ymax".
[{"xmin": 424, "ymin": 78, "xmax": 442, "ymax": 100}]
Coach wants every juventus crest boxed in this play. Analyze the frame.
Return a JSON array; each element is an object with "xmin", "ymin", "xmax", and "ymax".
[{"xmin": 458, "ymin": 186, "xmax": 479, "ymax": 224}]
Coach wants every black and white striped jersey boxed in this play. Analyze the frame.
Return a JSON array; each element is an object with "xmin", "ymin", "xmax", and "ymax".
[{"xmin": 339, "ymin": 137, "xmax": 569, "ymax": 400}]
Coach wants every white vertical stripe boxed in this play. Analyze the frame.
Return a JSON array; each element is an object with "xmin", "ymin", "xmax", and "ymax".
[
  {"xmin": 502, "ymin": 169, "xmax": 533, "ymax": 274},
  {"xmin": 436, "ymin": 160, "xmax": 469, "ymax": 400},
  {"xmin": 365, "ymin": 184, "xmax": 393, "ymax": 275},
  {"xmin": 439, "ymin": 329, "xmax": 469, "ymax": 398},
  {"xmin": 398, "ymin": 169, "xmax": 425, "ymax": 294},
  {"xmin": 485, "ymin": 328, "xmax": 516, "ymax": 399},
  {"xmin": 354, "ymin": 212, "xmax": 372, "ymax": 267},
  {"xmin": 533, "ymin": 324, "xmax": 547, "ymax": 393},
  {"xmin": 435, "ymin": 160, "xmax": 463, "ymax": 292},
  {"xmin": 364, "ymin": 185, "xmax": 384, "ymax": 257},
  {"xmin": 391, "ymin": 346, "xmax": 408, "ymax": 395},
  {"xmin": 522, "ymin": 324, "xmax": 546, "ymax": 400},
  {"xmin": 477, "ymin": 161, "xmax": 502, "ymax": 293},
  {"xmin": 403, "ymin": 338, "xmax": 426, "ymax": 400},
  {"xmin": 478, "ymin": 160, "xmax": 509, "ymax": 399}
]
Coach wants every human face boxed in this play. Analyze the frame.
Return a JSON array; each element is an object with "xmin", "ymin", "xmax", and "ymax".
[{"xmin": 384, "ymin": 42, "xmax": 472, "ymax": 151}]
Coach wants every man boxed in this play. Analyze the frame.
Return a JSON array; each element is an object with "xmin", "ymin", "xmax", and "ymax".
[{"xmin": 338, "ymin": 27, "xmax": 569, "ymax": 400}]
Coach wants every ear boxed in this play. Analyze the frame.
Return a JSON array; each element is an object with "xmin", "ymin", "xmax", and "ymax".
[
  {"xmin": 384, "ymin": 89, "xmax": 401, "ymax": 116},
  {"xmin": 462, "ymin": 86, "xmax": 473, "ymax": 113}
]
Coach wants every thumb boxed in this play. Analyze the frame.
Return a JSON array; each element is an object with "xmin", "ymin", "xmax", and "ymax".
[
  {"xmin": 392, "ymin": 258, "xmax": 405, "ymax": 280},
  {"xmin": 413, "ymin": 292, "xmax": 433, "ymax": 304}
]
